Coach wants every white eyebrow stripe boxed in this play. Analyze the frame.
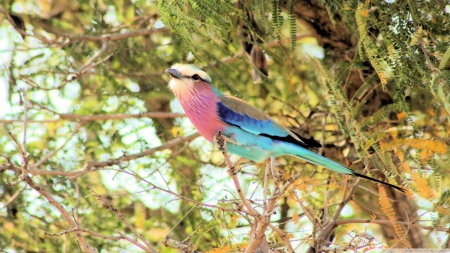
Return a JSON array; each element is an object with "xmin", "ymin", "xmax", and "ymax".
[{"xmin": 170, "ymin": 63, "xmax": 211, "ymax": 83}]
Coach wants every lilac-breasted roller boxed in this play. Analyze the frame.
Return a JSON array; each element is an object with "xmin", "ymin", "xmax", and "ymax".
[{"xmin": 166, "ymin": 64, "xmax": 403, "ymax": 192}]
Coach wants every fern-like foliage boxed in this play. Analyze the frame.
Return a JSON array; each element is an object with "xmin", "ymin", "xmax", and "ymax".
[
  {"xmin": 379, "ymin": 186, "xmax": 411, "ymax": 248},
  {"xmin": 355, "ymin": 5, "xmax": 388, "ymax": 89},
  {"xmin": 271, "ymin": 0, "xmax": 283, "ymax": 41},
  {"xmin": 287, "ymin": 0, "xmax": 296, "ymax": 51}
]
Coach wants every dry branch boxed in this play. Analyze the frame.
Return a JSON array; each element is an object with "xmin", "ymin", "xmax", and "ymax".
[
  {"xmin": 214, "ymin": 131, "xmax": 295, "ymax": 253},
  {"xmin": 45, "ymin": 228, "xmax": 151, "ymax": 252},
  {"xmin": 1, "ymin": 133, "xmax": 200, "ymax": 177},
  {"xmin": 4, "ymin": 91, "xmax": 98, "ymax": 252},
  {"xmin": 92, "ymin": 190, "xmax": 158, "ymax": 253},
  {"xmin": 40, "ymin": 25, "xmax": 169, "ymax": 42},
  {"xmin": 214, "ymin": 131, "xmax": 260, "ymax": 217},
  {"xmin": 31, "ymin": 123, "xmax": 84, "ymax": 168},
  {"xmin": 0, "ymin": 112, "xmax": 185, "ymax": 124}
]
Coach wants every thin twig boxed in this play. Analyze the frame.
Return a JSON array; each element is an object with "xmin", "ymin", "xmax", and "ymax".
[
  {"xmin": 269, "ymin": 157, "xmax": 280, "ymax": 202},
  {"xmin": 294, "ymin": 192, "xmax": 315, "ymax": 223},
  {"xmin": 31, "ymin": 123, "xmax": 85, "ymax": 168},
  {"xmin": 6, "ymin": 91, "xmax": 29, "ymax": 186},
  {"xmin": 0, "ymin": 112, "xmax": 185, "ymax": 124},
  {"xmin": 214, "ymin": 131, "xmax": 260, "ymax": 217},
  {"xmin": 0, "ymin": 186, "xmax": 26, "ymax": 209},
  {"xmin": 115, "ymin": 169, "xmax": 250, "ymax": 214},
  {"xmin": 45, "ymin": 229, "xmax": 150, "ymax": 252},
  {"xmin": 305, "ymin": 164, "xmax": 364, "ymax": 252},
  {"xmin": 3, "ymin": 133, "xmax": 200, "ymax": 178},
  {"xmin": 71, "ymin": 133, "xmax": 200, "ymax": 178},
  {"xmin": 41, "ymin": 26, "xmax": 169, "ymax": 42},
  {"xmin": 245, "ymin": 158, "xmax": 299, "ymax": 253},
  {"xmin": 163, "ymin": 204, "xmax": 198, "ymax": 245},
  {"xmin": 21, "ymin": 90, "xmax": 27, "ymax": 164},
  {"xmin": 263, "ymin": 161, "xmax": 270, "ymax": 213},
  {"xmin": 268, "ymin": 223, "xmax": 294, "ymax": 253},
  {"xmin": 162, "ymin": 237, "xmax": 197, "ymax": 253},
  {"xmin": 92, "ymin": 189, "xmax": 157, "ymax": 253}
]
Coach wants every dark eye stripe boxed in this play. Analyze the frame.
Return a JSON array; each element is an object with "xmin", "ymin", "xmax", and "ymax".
[{"xmin": 183, "ymin": 75, "xmax": 207, "ymax": 82}]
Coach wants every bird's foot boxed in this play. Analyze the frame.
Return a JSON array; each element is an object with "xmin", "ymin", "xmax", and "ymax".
[
  {"xmin": 214, "ymin": 131, "xmax": 227, "ymax": 151},
  {"xmin": 227, "ymin": 165, "xmax": 240, "ymax": 176}
]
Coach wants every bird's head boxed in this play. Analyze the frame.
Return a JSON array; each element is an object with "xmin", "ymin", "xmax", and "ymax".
[{"xmin": 165, "ymin": 64, "xmax": 211, "ymax": 96}]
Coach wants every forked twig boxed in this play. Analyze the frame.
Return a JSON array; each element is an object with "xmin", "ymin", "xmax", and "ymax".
[{"xmin": 214, "ymin": 131, "xmax": 295, "ymax": 253}]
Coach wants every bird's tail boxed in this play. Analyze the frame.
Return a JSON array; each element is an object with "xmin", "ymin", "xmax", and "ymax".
[{"xmin": 279, "ymin": 142, "xmax": 404, "ymax": 192}]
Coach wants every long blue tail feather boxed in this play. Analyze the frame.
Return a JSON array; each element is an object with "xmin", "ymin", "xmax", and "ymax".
[{"xmin": 281, "ymin": 142, "xmax": 405, "ymax": 192}]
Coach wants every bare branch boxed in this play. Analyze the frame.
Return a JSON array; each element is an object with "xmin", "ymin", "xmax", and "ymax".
[
  {"xmin": 0, "ymin": 186, "xmax": 26, "ymax": 209},
  {"xmin": 32, "ymin": 184, "xmax": 97, "ymax": 252},
  {"xmin": 78, "ymin": 42, "xmax": 110, "ymax": 74},
  {"xmin": 246, "ymin": 163, "xmax": 299, "ymax": 253},
  {"xmin": 92, "ymin": 190, "xmax": 158, "ymax": 253},
  {"xmin": 3, "ymin": 133, "xmax": 199, "ymax": 178},
  {"xmin": 162, "ymin": 237, "xmax": 197, "ymax": 253},
  {"xmin": 8, "ymin": 141, "xmax": 98, "ymax": 253},
  {"xmin": 263, "ymin": 161, "xmax": 269, "ymax": 213},
  {"xmin": 213, "ymin": 131, "xmax": 260, "ymax": 217},
  {"xmin": 41, "ymin": 25, "xmax": 169, "ymax": 42},
  {"xmin": 115, "ymin": 169, "xmax": 247, "ymax": 214},
  {"xmin": 21, "ymin": 90, "xmax": 28, "ymax": 161},
  {"xmin": 164, "ymin": 204, "xmax": 198, "ymax": 242},
  {"xmin": 212, "ymin": 132, "xmax": 300, "ymax": 253},
  {"xmin": 0, "ymin": 112, "xmax": 186, "ymax": 124},
  {"xmin": 59, "ymin": 112, "xmax": 185, "ymax": 121},
  {"xmin": 45, "ymin": 229, "xmax": 151, "ymax": 252},
  {"xmin": 268, "ymin": 223, "xmax": 294, "ymax": 253},
  {"xmin": 306, "ymin": 163, "xmax": 365, "ymax": 253},
  {"xmin": 31, "ymin": 123, "xmax": 85, "ymax": 168},
  {"xmin": 5, "ymin": 91, "xmax": 29, "ymax": 186},
  {"xmin": 72, "ymin": 133, "xmax": 200, "ymax": 178}
]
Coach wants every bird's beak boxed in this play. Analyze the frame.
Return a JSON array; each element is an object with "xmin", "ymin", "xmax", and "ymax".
[{"xmin": 165, "ymin": 68, "xmax": 183, "ymax": 79}]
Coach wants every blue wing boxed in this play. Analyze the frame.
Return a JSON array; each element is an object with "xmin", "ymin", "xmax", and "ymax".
[
  {"xmin": 217, "ymin": 102, "xmax": 287, "ymax": 136},
  {"xmin": 217, "ymin": 96, "xmax": 321, "ymax": 149}
]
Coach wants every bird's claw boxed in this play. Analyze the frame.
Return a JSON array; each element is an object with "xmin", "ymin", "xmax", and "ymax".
[
  {"xmin": 227, "ymin": 166, "xmax": 240, "ymax": 175},
  {"xmin": 214, "ymin": 131, "xmax": 229, "ymax": 151}
]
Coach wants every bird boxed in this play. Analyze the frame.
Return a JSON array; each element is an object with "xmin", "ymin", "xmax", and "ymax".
[{"xmin": 165, "ymin": 64, "xmax": 404, "ymax": 192}]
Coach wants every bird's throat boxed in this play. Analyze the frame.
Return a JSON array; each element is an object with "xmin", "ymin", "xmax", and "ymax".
[{"xmin": 176, "ymin": 83, "xmax": 226, "ymax": 142}]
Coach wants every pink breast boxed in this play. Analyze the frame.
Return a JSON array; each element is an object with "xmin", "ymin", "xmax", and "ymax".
[{"xmin": 177, "ymin": 84, "xmax": 226, "ymax": 142}]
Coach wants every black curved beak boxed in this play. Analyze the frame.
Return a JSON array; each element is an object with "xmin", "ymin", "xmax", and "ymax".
[{"xmin": 165, "ymin": 68, "xmax": 183, "ymax": 79}]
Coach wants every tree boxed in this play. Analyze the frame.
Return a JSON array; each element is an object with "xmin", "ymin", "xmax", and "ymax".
[{"xmin": 0, "ymin": 0, "xmax": 449, "ymax": 252}]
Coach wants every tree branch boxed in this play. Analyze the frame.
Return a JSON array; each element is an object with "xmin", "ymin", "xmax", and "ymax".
[
  {"xmin": 2, "ymin": 133, "xmax": 200, "ymax": 177},
  {"xmin": 91, "ymin": 190, "xmax": 158, "ymax": 253},
  {"xmin": 40, "ymin": 26, "xmax": 169, "ymax": 42},
  {"xmin": 45, "ymin": 228, "xmax": 151, "ymax": 252},
  {"xmin": 0, "ymin": 112, "xmax": 186, "ymax": 124},
  {"xmin": 31, "ymin": 123, "xmax": 85, "ymax": 168},
  {"xmin": 0, "ymin": 186, "xmax": 26, "ymax": 209},
  {"xmin": 9, "ymin": 117, "xmax": 98, "ymax": 253},
  {"xmin": 213, "ymin": 132, "xmax": 260, "ymax": 217}
]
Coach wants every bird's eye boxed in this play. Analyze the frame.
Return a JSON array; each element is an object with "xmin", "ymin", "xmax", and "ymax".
[{"xmin": 192, "ymin": 74, "xmax": 200, "ymax": 80}]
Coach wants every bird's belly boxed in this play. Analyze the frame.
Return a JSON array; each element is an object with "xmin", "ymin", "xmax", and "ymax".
[
  {"xmin": 225, "ymin": 143, "xmax": 272, "ymax": 162},
  {"xmin": 221, "ymin": 126, "xmax": 279, "ymax": 162}
]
